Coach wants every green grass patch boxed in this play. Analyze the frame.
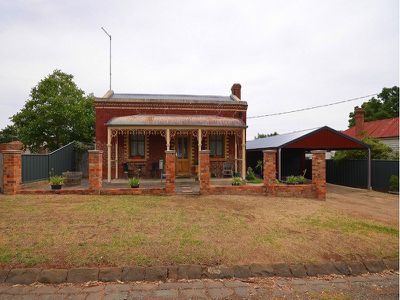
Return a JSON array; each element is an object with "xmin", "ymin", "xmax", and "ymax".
[{"xmin": 303, "ymin": 215, "xmax": 399, "ymax": 236}]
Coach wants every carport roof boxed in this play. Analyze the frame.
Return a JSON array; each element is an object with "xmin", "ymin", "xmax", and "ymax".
[{"xmin": 246, "ymin": 126, "xmax": 369, "ymax": 151}]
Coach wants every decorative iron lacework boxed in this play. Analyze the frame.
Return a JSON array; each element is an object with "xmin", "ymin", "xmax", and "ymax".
[
  {"xmin": 111, "ymin": 128, "xmax": 242, "ymax": 139},
  {"xmin": 111, "ymin": 129, "xmax": 166, "ymax": 137}
]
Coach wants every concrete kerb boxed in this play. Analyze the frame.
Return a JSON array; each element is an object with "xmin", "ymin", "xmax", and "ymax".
[{"xmin": 0, "ymin": 259, "xmax": 397, "ymax": 285}]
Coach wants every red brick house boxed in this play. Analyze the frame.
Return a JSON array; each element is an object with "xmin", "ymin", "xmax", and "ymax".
[{"xmin": 95, "ymin": 84, "xmax": 247, "ymax": 182}]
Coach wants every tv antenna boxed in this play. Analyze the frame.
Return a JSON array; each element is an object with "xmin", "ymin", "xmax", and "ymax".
[{"xmin": 101, "ymin": 27, "xmax": 112, "ymax": 90}]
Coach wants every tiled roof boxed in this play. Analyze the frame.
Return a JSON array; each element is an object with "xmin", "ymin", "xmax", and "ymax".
[
  {"xmin": 106, "ymin": 114, "xmax": 246, "ymax": 128},
  {"xmin": 343, "ymin": 117, "xmax": 399, "ymax": 138}
]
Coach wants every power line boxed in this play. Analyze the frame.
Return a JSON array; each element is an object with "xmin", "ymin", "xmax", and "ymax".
[{"xmin": 248, "ymin": 93, "xmax": 378, "ymax": 119}]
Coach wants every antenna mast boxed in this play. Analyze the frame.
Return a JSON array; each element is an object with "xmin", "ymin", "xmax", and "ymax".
[{"xmin": 101, "ymin": 27, "xmax": 112, "ymax": 90}]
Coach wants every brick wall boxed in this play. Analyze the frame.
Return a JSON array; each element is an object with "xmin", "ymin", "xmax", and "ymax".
[
  {"xmin": 2, "ymin": 150, "xmax": 22, "ymax": 195},
  {"xmin": 88, "ymin": 150, "xmax": 103, "ymax": 191},
  {"xmin": 263, "ymin": 150, "xmax": 277, "ymax": 186},
  {"xmin": 165, "ymin": 150, "xmax": 175, "ymax": 194},
  {"xmin": 311, "ymin": 150, "xmax": 326, "ymax": 200},
  {"xmin": 199, "ymin": 150, "xmax": 210, "ymax": 193}
]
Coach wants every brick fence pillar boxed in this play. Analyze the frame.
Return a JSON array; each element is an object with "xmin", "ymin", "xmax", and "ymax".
[
  {"xmin": 165, "ymin": 150, "xmax": 175, "ymax": 194},
  {"xmin": 263, "ymin": 150, "xmax": 277, "ymax": 186},
  {"xmin": 311, "ymin": 150, "xmax": 326, "ymax": 200},
  {"xmin": 2, "ymin": 150, "xmax": 22, "ymax": 195},
  {"xmin": 88, "ymin": 150, "xmax": 103, "ymax": 191},
  {"xmin": 199, "ymin": 150, "xmax": 210, "ymax": 193}
]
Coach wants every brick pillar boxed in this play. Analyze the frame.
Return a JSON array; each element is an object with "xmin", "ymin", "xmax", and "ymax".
[
  {"xmin": 263, "ymin": 150, "xmax": 277, "ymax": 186},
  {"xmin": 88, "ymin": 150, "xmax": 103, "ymax": 190},
  {"xmin": 199, "ymin": 150, "xmax": 210, "ymax": 193},
  {"xmin": 2, "ymin": 150, "xmax": 22, "ymax": 195},
  {"xmin": 311, "ymin": 150, "xmax": 326, "ymax": 200},
  {"xmin": 165, "ymin": 150, "xmax": 175, "ymax": 194}
]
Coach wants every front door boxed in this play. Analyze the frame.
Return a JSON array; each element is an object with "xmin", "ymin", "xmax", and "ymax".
[{"xmin": 176, "ymin": 136, "xmax": 191, "ymax": 176}]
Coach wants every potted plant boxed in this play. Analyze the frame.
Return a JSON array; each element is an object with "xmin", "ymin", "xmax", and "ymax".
[
  {"xmin": 49, "ymin": 176, "xmax": 64, "ymax": 190},
  {"xmin": 128, "ymin": 178, "xmax": 140, "ymax": 188}
]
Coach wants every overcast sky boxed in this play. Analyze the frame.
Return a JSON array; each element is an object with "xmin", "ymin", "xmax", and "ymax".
[{"xmin": 0, "ymin": 0, "xmax": 398, "ymax": 139}]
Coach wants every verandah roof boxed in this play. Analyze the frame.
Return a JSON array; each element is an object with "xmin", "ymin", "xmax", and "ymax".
[{"xmin": 106, "ymin": 114, "xmax": 246, "ymax": 128}]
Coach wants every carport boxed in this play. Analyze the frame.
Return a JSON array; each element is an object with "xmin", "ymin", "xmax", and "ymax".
[{"xmin": 246, "ymin": 126, "xmax": 371, "ymax": 189}]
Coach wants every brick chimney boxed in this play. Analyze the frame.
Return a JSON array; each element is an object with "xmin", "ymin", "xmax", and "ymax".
[
  {"xmin": 231, "ymin": 83, "xmax": 241, "ymax": 100},
  {"xmin": 355, "ymin": 107, "xmax": 365, "ymax": 138}
]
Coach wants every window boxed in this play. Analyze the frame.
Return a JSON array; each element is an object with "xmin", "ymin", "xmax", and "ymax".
[
  {"xmin": 129, "ymin": 134, "xmax": 145, "ymax": 157},
  {"xmin": 209, "ymin": 134, "xmax": 224, "ymax": 157}
]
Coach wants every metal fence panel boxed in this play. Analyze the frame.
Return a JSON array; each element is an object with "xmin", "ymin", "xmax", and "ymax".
[
  {"xmin": 48, "ymin": 142, "xmax": 75, "ymax": 176},
  {"xmin": 305, "ymin": 158, "xmax": 398, "ymax": 192},
  {"xmin": 21, "ymin": 142, "xmax": 76, "ymax": 183},
  {"xmin": 371, "ymin": 160, "xmax": 399, "ymax": 192},
  {"xmin": 326, "ymin": 159, "xmax": 368, "ymax": 188},
  {"xmin": 22, "ymin": 154, "xmax": 49, "ymax": 182}
]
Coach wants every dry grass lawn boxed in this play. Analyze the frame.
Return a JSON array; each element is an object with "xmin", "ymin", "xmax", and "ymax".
[{"xmin": 0, "ymin": 185, "xmax": 398, "ymax": 268}]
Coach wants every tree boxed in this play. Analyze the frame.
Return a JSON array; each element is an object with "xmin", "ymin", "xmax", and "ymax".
[
  {"xmin": 12, "ymin": 70, "xmax": 95, "ymax": 152},
  {"xmin": 255, "ymin": 132, "xmax": 278, "ymax": 139},
  {"xmin": 0, "ymin": 124, "xmax": 19, "ymax": 144},
  {"xmin": 334, "ymin": 137, "xmax": 398, "ymax": 160},
  {"xmin": 348, "ymin": 86, "xmax": 399, "ymax": 127}
]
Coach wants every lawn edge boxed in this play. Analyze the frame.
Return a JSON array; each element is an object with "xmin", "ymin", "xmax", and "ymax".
[{"xmin": 0, "ymin": 258, "xmax": 398, "ymax": 284}]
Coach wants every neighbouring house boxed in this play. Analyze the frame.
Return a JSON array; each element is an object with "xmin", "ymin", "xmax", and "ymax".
[
  {"xmin": 95, "ymin": 84, "xmax": 247, "ymax": 182},
  {"xmin": 343, "ymin": 108, "xmax": 399, "ymax": 152}
]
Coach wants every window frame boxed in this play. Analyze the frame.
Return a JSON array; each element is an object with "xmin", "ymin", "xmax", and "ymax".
[
  {"xmin": 209, "ymin": 134, "xmax": 225, "ymax": 158},
  {"xmin": 129, "ymin": 133, "xmax": 145, "ymax": 158}
]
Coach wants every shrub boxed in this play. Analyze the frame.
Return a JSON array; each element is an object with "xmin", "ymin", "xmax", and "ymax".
[
  {"xmin": 255, "ymin": 160, "xmax": 263, "ymax": 176},
  {"xmin": 231, "ymin": 176, "xmax": 244, "ymax": 186},
  {"xmin": 128, "ymin": 178, "xmax": 140, "ymax": 187},
  {"xmin": 389, "ymin": 175, "xmax": 399, "ymax": 192},
  {"xmin": 49, "ymin": 176, "xmax": 64, "ymax": 185},
  {"xmin": 286, "ymin": 175, "xmax": 306, "ymax": 184},
  {"xmin": 246, "ymin": 167, "xmax": 256, "ymax": 181}
]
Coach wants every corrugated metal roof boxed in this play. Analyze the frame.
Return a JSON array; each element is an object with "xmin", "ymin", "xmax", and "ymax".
[
  {"xmin": 106, "ymin": 114, "xmax": 246, "ymax": 128},
  {"xmin": 247, "ymin": 128, "xmax": 318, "ymax": 150},
  {"xmin": 96, "ymin": 92, "xmax": 247, "ymax": 105},
  {"xmin": 343, "ymin": 117, "xmax": 399, "ymax": 138},
  {"xmin": 247, "ymin": 126, "xmax": 369, "ymax": 150}
]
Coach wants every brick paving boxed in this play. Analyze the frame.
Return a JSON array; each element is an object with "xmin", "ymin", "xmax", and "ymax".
[{"xmin": 0, "ymin": 272, "xmax": 397, "ymax": 299}]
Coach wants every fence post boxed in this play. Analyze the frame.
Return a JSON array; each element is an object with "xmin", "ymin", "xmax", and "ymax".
[
  {"xmin": 199, "ymin": 150, "xmax": 210, "ymax": 194},
  {"xmin": 165, "ymin": 150, "xmax": 175, "ymax": 194},
  {"xmin": 88, "ymin": 150, "xmax": 103, "ymax": 191},
  {"xmin": 311, "ymin": 150, "xmax": 326, "ymax": 200},
  {"xmin": 2, "ymin": 150, "xmax": 22, "ymax": 195}
]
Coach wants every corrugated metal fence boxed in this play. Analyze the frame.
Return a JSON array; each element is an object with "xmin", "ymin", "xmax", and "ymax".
[
  {"xmin": 22, "ymin": 142, "xmax": 76, "ymax": 183},
  {"xmin": 305, "ymin": 159, "xmax": 398, "ymax": 192}
]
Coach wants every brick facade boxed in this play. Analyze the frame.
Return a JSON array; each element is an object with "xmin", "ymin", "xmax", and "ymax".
[
  {"xmin": 95, "ymin": 100, "xmax": 247, "ymax": 180},
  {"xmin": 2, "ymin": 150, "xmax": 22, "ymax": 195},
  {"xmin": 165, "ymin": 150, "xmax": 175, "ymax": 194},
  {"xmin": 88, "ymin": 150, "xmax": 103, "ymax": 191},
  {"xmin": 199, "ymin": 150, "xmax": 210, "ymax": 193},
  {"xmin": 311, "ymin": 150, "xmax": 326, "ymax": 200},
  {"xmin": 263, "ymin": 150, "xmax": 277, "ymax": 186}
]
